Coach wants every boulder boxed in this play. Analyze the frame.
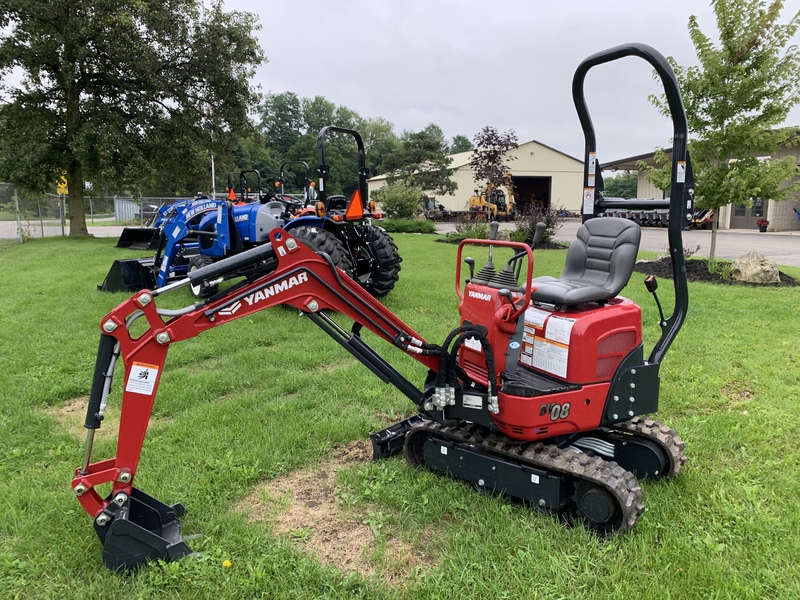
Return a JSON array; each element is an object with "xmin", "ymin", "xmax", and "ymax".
[{"xmin": 730, "ymin": 251, "xmax": 780, "ymax": 284}]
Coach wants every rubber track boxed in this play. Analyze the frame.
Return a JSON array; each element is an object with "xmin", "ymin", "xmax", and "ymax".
[
  {"xmin": 607, "ymin": 417, "xmax": 687, "ymax": 478},
  {"xmin": 406, "ymin": 420, "xmax": 645, "ymax": 534}
]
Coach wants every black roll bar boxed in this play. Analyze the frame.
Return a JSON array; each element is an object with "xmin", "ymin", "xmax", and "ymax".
[
  {"xmin": 316, "ymin": 126, "xmax": 369, "ymax": 206},
  {"xmin": 278, "ymin": 161, "xmax": 312, "ymax": 200},
  {"xmin": 572, "ymin": 43, "xmax": 694, "ymax": 364}
]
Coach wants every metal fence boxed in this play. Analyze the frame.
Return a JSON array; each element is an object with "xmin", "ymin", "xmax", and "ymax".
[{"xmin": 0, "ymin": 183, "xmax": 183, "ymax": 241}]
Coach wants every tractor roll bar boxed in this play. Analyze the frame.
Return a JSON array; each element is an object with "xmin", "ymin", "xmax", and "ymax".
[
  {"xmin": 572, "ymin": 43, "xmax": 694, "ymax": 365},
  {"xmin": 278, "ymin": 161, "xmax": 313, "ymax": 201},
  {"xmin": 316, "ymin": 126, "xmax": 369, "ymax": 206}
]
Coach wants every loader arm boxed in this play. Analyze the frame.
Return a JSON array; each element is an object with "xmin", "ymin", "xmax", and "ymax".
[{"xmin": 73, "ymin": 228, "xmax": 440, "ymax": 528}]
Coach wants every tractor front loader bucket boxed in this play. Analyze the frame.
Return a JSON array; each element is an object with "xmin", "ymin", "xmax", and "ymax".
[
  {"xmin": 94, "ymin": 487, "xmax": 193, "ymax": 571},
  {"xmin": 116, "ymin": 227, "xmax": 161, "ymax": 250},
  {"xmin": 98, "ymin": 258, "xmax": 157, "ymax": 293}
]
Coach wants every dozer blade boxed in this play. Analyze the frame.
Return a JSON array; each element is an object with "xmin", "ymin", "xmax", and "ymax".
[
  {"xmin": 370, "ymin": 413, "xmax": 429, "ymax": 459},
  {"xmin": 94, "ymin": 487, "xmax": 193, "ymax": 572},
  {"xmin": 116, "ymin": 227, "xmax": 161, "ymax": 250},
  {"xmin": 98, "ymin": 258, "xmax": 157, "ymax": 293}
]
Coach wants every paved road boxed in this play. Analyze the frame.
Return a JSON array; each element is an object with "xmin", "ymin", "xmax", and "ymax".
[{"xmin": 3, "ymin": 218, "xmax": 799, "ymax": 267}]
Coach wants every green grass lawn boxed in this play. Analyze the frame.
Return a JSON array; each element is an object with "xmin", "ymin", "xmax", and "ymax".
[{"xmin": 1, "ymin": 234, "xmax": 799, "ymax": 599}]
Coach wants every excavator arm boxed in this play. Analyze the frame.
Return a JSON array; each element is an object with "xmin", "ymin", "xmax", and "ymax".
[{"xmin": 73, "ymin": 228, "xmax": 442, "ymax": 570}]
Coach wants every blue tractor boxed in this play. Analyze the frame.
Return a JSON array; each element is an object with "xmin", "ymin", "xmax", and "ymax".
[{"xmin": 100, "ymin": 126, "xmax": 402, "ymax": 298}]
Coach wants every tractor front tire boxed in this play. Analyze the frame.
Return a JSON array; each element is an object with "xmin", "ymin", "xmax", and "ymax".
[
  {"xmin": 289, "ymin": 226, "xmax": 354, "ymax": 275},
  {"xmin": 361, "ymin": 226, "xmax": 402, "ymax": 297},
  {"xmin": 187, "ymin": 255, "xmax": 218, "ymax": 298}
]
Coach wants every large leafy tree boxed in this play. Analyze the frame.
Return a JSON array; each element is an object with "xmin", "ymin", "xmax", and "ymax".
[
  {"xmin": 449, "ymin": 134, "xmax": 473, "ymax": 154},
  {"xmin": 470, "ymin": 126, "xmax": 518, "ymax": 197},
  {"xmin": 381, "ymin": 124, "xmax": 456, "ymax": 196},
  {"xmin": 604, "ymin": 171, "xmax": 639, "ymax": 199},
  {"xmin": 258, "ymin": 92, "xmax": 303, "ymax": 157},
  {"xmin": 0, "ymin": 0, "xmax": 264, "ymax": 236},
  {"xmin": 644, "ymin": 0, "xmax": 800, "ymax": 258}
]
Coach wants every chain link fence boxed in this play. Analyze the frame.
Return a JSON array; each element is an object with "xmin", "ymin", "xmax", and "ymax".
[{"xmin": 0, "ymin": 183, "xmax": 184, "ymax": 242}]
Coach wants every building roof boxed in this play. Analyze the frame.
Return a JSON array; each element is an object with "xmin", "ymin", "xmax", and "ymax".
[{"xmin": 601, "ymin": 148, "xmax": 673, "ymax": 171}]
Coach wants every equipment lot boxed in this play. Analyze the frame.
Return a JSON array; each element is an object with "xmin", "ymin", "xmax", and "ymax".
[{"xmin": 3, "ymin": 217, "xmax": 798, "ymax": 265}]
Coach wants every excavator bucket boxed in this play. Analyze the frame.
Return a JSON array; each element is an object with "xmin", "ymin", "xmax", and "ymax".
[
  {"xmin": 115, "ymin": 227, "xmax": 161, "ymax": 250},
  {"xmin": 94, "ymin": 487, "xmax": 193, "ymax": 571},
  {"xmin": 98, "ymin": 258, "xmax": 157, "ymax": 292}
]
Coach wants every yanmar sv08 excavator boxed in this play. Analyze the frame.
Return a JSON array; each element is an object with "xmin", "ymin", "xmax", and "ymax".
[{"xmin": 73, "ymin": 44, "xmax": 694, "ymax": 571}]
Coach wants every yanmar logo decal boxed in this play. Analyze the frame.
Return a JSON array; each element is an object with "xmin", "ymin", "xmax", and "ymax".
[
  {"xmin": 217, "ymin": 272, "xmax": 309, "ymax": 316},
  {"xmin": 468, "ymin": 290, "xmax": 492, "ymax": 301},
  {"xmin": 244, "ymin": 272, "xmax": 309, "ymax": 307},
  {"xmin": 218, "ymin": 301, "xmax": 242, "ymax": 317}
]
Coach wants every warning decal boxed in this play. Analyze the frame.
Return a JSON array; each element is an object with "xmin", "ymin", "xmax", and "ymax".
[
  {"xmin": 676, "ymin": 161, "xmax": 686, "ymax": 183},
  {"xmin": 583, "ymin": 188, "xmax": 595, "ymax": 214},
  {"xmin": 125, "ymin": 361, "xmax": 160, "ymax": 395},
  {"xmin": 532, "ymin": 337, "xmax": 569, "ymax": 378}
]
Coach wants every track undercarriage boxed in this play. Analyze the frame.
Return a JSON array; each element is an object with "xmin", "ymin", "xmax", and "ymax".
[{"xmin": 394, "ymin": 416, "xmax": 685, "ymax": 534}]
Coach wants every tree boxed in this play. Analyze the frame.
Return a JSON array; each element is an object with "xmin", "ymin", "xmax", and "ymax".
[
  {"xmin": 604, "ymin": 171, "xmax": 639, "ymax": 199},
  {"xmin": 470, "ymin": 126, "xmax": 518, "ymax": 198},
  {"xmin": 645, "ymin": 0, "xmax": 800, "ymax": 259},
  {"xmin": 371, "ymin": 182, "xmax": 422, "ymax": 219},
  {"xmin": 258, "ymin": 92, "xmax": 303, "ymax": 156},
  {"xmin": 0, "ymin": 0, "xmax": 264, "ymax": 236},
  {"xmin": 449, "ymin": 134, "xmax": 473, "ymax": 154},
  {"xmin": 381, "ymin": 124, "xmax": 457, "ymax": 195}
]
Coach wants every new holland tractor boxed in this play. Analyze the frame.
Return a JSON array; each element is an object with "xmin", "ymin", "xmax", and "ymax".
[
  {"xmin": 74, "ymin": 44, "xmax": 693, "ymax": 571},
  {"xmin": 99, "ymin": 127, "xmax": 402, "ymax": 298}
]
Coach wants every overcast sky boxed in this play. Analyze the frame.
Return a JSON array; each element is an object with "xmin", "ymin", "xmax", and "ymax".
[{"xmin": 228, "ymin": 0, "xmax": 800, "ymax": 165}]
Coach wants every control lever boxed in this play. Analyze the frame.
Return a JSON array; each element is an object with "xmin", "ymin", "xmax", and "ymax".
[
  {"xmin": 498, "ymin": 288, "xmax": 515, "ymax": 306},
  {"xmin": 473, "ymin": 221, "xmax": 500, "ymax": 285},
  {"xmin": 644, "ymin": 275, "xmax": 666, "ymax": 326},
  {"xmin": 464, "ymin": 257, "xmax": 475, "ymax": 280},
  {"xmin": 531, "ymin": 222, "xmax": 547, "ymax": 248}
]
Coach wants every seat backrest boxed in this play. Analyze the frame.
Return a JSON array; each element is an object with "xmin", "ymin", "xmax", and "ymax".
[{"xmin": 560, "ymin": 217, "xmax": 641, "ymax": 298}]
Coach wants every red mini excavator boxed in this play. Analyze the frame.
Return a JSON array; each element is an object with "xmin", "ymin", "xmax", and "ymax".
[{"xmin": 73, "ymin": 43, "xmax": 695, "ymax": 570}]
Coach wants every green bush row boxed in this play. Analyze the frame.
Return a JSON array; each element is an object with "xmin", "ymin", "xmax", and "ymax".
[{"xmin": 379, "ymin": 219, "xmax": 437, "ymax": 234}]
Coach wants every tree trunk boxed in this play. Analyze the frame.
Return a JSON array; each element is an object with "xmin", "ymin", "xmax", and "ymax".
[
  {"xmin": 64, "ymin": 2, "xmax": 89, "ymax": 238},
  {"xmin": 709, "ymin": 210, "xmax": 718, "ymax": 262},
  {"xmin": 68, "ymin": 161, "xmax": 89, "ymax": 237}
]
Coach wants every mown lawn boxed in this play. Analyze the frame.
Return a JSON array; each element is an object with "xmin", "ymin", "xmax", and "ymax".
[{"xmin": 0, "ymin": 234, "xmax": 798, "ymax": 599}]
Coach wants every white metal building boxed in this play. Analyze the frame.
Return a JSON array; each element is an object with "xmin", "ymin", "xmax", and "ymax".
[{"xmin": 368, "ymin": 140, "xmax": 584, "ymax": 215}]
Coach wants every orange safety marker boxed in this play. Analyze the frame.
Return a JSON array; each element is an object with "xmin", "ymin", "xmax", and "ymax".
[
  {"xmin": 227, "ymin": 188, "xmax": 237, "ymax": 201},
  {"xmin": 345, "ymin": 190, "xmax": 365, "ymax": 221}
]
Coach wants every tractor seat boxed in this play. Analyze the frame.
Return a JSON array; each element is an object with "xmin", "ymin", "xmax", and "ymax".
[
  {"xmin": 529, "ymin": 218, "xmax": 641, "ymax": 306},
  {"xmin": 326, "ymin": 195, "xmax": 347, "ymax": 213}
]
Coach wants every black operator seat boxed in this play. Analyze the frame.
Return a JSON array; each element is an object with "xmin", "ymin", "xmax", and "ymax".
[{"xmin": 529, "ymin": 217, "xmax": 641, "ymax": 306}]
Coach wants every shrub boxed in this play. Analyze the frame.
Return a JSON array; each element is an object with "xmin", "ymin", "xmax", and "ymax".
[
  {"xmin": 439, "ymin": 216, "xmax": 488, "ymax": 243},
  {"xmin": 371, "ymin": 182, "xmax": 422, "ymax": 219},
  {"xmin": 514, "ymin": 204, "xmax": 565, "ymax": 245},
  {"xmin": 380, "ymin": 219, "xmax": 436, "ymax": 234}
]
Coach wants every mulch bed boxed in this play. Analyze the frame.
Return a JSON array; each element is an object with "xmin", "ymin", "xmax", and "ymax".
[{"xmin": 633, "ymin": 257, "xmax": 798, "ymax": 287}]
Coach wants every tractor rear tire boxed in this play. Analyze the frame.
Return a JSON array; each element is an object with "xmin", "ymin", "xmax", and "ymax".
[
  {"xmin": 290, "ymin": 226, "xmax": 354, "ymax": 275},
  {"xmin": 187, "ymin": 255, "xmax": 218, "ymax": 298},
  {"xmin": 361, "ymin": 226, "xmax": 402, "ymax": 297}
]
